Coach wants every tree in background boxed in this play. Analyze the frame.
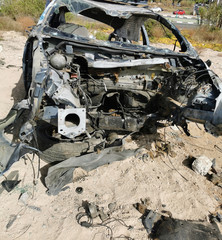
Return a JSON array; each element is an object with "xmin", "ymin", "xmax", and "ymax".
[{"xmin": 199, "ymin": 2, "xmax": 222, "ymax": 28}]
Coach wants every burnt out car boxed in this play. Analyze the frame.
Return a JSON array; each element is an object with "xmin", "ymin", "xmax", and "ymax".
[{"xmin": 1, "ymin": 0, "xmax": 222, "ymax": 193}]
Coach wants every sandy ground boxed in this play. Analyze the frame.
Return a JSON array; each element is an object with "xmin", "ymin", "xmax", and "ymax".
[{"xmin": 0, "ymin": 31, "xmax": 222, "ymax": 240}]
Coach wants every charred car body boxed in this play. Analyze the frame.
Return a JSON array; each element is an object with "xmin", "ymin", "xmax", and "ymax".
[{"xmin": 1, "ymin": 0, "xmax": 222, "ymax": 193}]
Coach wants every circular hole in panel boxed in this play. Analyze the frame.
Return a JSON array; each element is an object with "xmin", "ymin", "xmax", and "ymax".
[{"xmin": 65, "ymin": 114, "xmax": 80, "ymax": 128}]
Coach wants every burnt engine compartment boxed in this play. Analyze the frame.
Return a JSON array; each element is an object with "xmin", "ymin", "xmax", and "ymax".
[{"xmin": 32, "ymin": 38, "xmax": 218, "ymax": 145}]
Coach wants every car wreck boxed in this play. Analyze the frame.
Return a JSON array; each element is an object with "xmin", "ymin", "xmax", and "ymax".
[{"xmin": 0, "ymin": 0, "xmax": 222, "ymax": 194}]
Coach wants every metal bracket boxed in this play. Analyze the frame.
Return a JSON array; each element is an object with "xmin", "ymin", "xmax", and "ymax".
[{"xmin": 58, "ymin": 108, "xmax": 86, "ymax": 138}]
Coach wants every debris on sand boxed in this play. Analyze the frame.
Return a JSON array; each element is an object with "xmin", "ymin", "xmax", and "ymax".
[
  {"xmin": 134, "ymin": 202, "xmax": 222, "ymax": 240},
  {"xmin": 192, "ymin": 155, "xmax": 213, "ymax": 176}
]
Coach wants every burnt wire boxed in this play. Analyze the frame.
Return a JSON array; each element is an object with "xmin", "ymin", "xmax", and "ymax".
[
  {"xmin": 26, "ymin": 153, "xmax": 39, "ymax": 199},
  {"xmin": 115, "ymin": 93, "xmax": 126, "ymax": 122},
  {"xmin": 88, "ymin": 104, "xmax": 102, "ymax": 109},
  {"xmin": 195, "ymin": 122, "xmax": 202, "ymax": 130},
  {"xmin": 77, "ymin": 85, "xmax": 91, "ymax": 110},
  {"xmin": 13, "ymin": 225, "xmax": 31, "ymax": 240},
  {"xmin": 2, "ymin": 174, "xmax": 7, "ymax": 180},
  {"xmin": 101, "ymin": 217, "xmax": 133, "ymax": 229},
  {"xmin": 76, "ymin": 212, "xmax": 113, "ymax": 238},
  {"xmin": 22, "ymin": 126, "xmax": 42, "ymax": 193},
  {"xmin": 183, "ymin": 72, "xmax": 210, "ymax": 97},
  {"xmin": 82, "ymin": 77, "xmax": 104, "ymax": 109},
  {"xmin": 115, "ymin": 235, "xmax": 134, "ymax": 240},
  {"xmin": 166, "ymin": 154, "xmax": 188, "ymax": 181},
  {"xmin": 163, "ymin": 128, "xmax": 188, "ymax": 181},
  {"xmin": 214, "ymin": 144, "xmax": 222, "ymax": 153},
  {"xmin": 87, "ymin": 74, "xmax": 107, "ymax": 92},
  {"xmin": 26, "ymin": 154, "xmax": 37, "ymax": 185},
  {"xmin": 32, "ymin": 127, "xmax": 41, "ymax": 179},
  {"xmin": 77, "ymin": 211, "xmax": 133, "ymax": 240},
  {"xmin": 160, "ymin": 23, "xmax": 177, "ymax": 52},
  {"xmin": 101, "ymin": 110, "xmax": 119, "ymax": 115},
  {"xmin": 184, "ymin": 68, "xmax": 216, "ymax": 83},
  {"xmin": 179, "ymin": 69, "xmax": 217, "ymax": 107},
  {"xmin": 183, "ymin": 69, "xmax": 217, "ymax": 93},
  {"xmin": 76, "ymin": 212, "xmax": 93, "ymax": 226},
  {"xmin": 91, "ymin": 219, "xmax": 133, "ymax": 240},
  {"xmin": 184, "ymin": 141, "xmax": 213, "ymax": 151},
  {"xmin": 37, "ymin": 154, "xmax": 41, "ymax": 179}
]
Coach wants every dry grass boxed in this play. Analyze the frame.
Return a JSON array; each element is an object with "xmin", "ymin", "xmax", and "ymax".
[
  {"xmin": 0, "ymin": 16, "xmax": 35, "ymax": 33},
  {"xmin": 181, "ymin": 26, "xmax": 222, "ymax": 51},
  {"xmin": 0, "ymin": 16, "xmax": 23, "ymax": 32},
  {"xmin": 16, "ymin": 16, "xmax": 35, "ymax": 32},
  {"xmin": 183, "ymin": 27, "xmax": 222, "ymax": 44},
  {"xmin": 151, "ymin": 25, "xmax": 166, "ymax": 39}
]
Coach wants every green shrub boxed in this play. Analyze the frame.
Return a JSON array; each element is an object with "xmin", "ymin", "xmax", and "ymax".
[
  {"xmin": 207, "ymin": 3, "xmax": 222, "ymax": 29},
  {"xmin": 144, "ymin": 19, "xmax": 173, "ymax": 40},
  {"xmin": 199, "ymin": 3, "xmax": 222, "ymax": 29},
  {"xmin": 95, "ymin": 31, "xmax": 109, "ymax": 41},
  {"xmin": 65, "ymin": 12, "xmax": 76, "ymax": 22},
  {"xmin": 1, "ymin": 0, "xmax": 45, "ymax": 20}
]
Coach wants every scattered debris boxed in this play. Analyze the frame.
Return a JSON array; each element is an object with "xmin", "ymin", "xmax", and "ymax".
[
  {"xmin": 13, "ymin": 224, "xmax": 31, "ymax": 240},
  {"xmin": 108, "ymin": 202, "xmax": 117, "ymax": 213},
  {"xmin": 133, "ymin": 202, "xmax": 222, "ymax": 239},
  {"xmin": 87, "ymin": 202, "xmax": 99, "ymax": 219},
  {"xmin": 214, "ymin": 144, "xmax": 222, "ymax": 154},
  {"xmin": 210, "ymin": 212, "xmax": 222, "ymax": 223},
  {"xmin": 140, "ymin": 197, "xmax": 151, "ymax": 206},
  {"xmin": 6, "ymin": 215, "xmax": 17, "ymax": 229},
  {"xmin": 27, "ymin": 205, "xmax": 41, "ymax": 212},
  {"xmin": 1, "ymin": 170, "xmax": 21, "ymax": 192},
  {"xmin": 98, "ymin": 208, "xmax": 109, "ymax": 222},
  {"xmin": 19, "ymin": 192, "xmax": 30, "ymax": 205},
  {"xmin": 45, "ymin": 141, "xmax": 135, "ymax": 195},
  {"xmin": 73, "ymin": 168, "xmax": 88, "ymax": 182},
  {"xmin": 18, "ymin": 192, "xmax": 41, "ymax": 212},
  {"xmin": 192, "ymin": 155, "xmax": 212, "ymax": 176},
  {"xmin": 0, "ymin": 59, "xmax": 5, "ymax": 66},
  {"xmin": 148, "ymin": 141, "xmax": 177, "ymax": 159},
  {"xmin": 75, "ymin": 187, "xmax": 83, "ymax": 194},
  {"xmin": 1, "ymin": 180, "xmax": 21, "ymax": 192},
  {"xmin": 135, "ymin": 148, "xmax": 150, "ymax": 162},
  {"xmin": 6, "ymin": 64, "xmax": 21, "ymax": 69},
  {"xmin": 210, "ymin": 173, "xmax": 222, "ymax": 188},
  {"xmin": 151, "ymin": 214, "xmax": 222, "ymax": 240},
  {"xmin": 76, "ymin": 200, "xmax": 133, "ymax": 239},
  {"xmin": 133, "ymin": 202, "xmax": 147, "ymax": 215},
  {"xmin": 139, "ymin": 153, "xmax": 149, "ymax": 162}
]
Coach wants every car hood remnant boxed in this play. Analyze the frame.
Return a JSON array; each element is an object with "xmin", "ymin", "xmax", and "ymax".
[
  {"xmin": 133, "ymin": 203, "xmax": 222, "ymax": 239},
  {"xmin": 1, "ymin": 0, "xmax": 222, "ymax": 193},
  {"xmin": 45, "ymin": 138, "xmax": 135, "ymax": 195}
]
